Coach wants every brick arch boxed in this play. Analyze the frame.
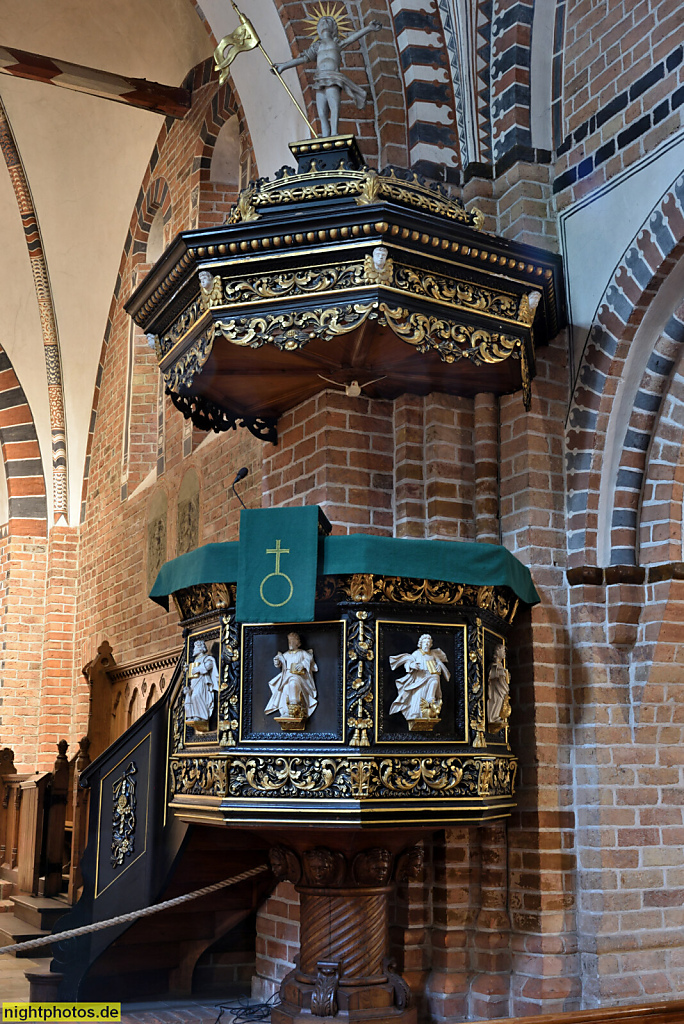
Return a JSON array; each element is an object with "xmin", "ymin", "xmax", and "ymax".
[
  {"xmin": 566, "ymin": 171, "xmax": 684, "ymax": 568},
  {"xmin": 0, "ymin": 343, "xmax": 48, "ymax": 537},
  {"xmin": 131, "ymin": 176, "xmax": 173, "ymax": 264},
  {"xmin": 638, "ymin": 348, "xmax": 684, "ymax": 566},
  {"xmin": 612, "ymin": 308, "xmax": 684, "ymax": 565}
]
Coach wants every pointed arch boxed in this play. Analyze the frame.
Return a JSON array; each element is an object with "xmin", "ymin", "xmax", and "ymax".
[
  {"xmin": 566, "ymin": 171, "xmax": 684, "ymax": 567},
  {"xmin": 0, "ymin": 343, "xmax": 47, "ymax": 536}
]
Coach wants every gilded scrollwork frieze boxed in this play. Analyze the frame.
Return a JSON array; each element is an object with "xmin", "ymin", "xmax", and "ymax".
[
  {"xmin": 173, "ymin": 583, "xmax": 235, "ymax": 621},
  {"xmin": 221, "ymin": 265, "xmax": 363, "ymax": 304},
  {"xmin": 214, "ymin": 303, "xmax": 376, "ymax": 350},
  {"xmin": 170, "ymin": 754, "xmax": 517, "ymax": 801},
  {"xmin": 376, "ymin": 304, "xmax": 521, "ymax": 365},
  {"xmin": 163, "ymin": 326, "xmax": 215, "ymax": 391},
  {"xmin": 159, "ymin": 297, "xmax": 204, "ymax": 356},
  {"xmin": 316, "ymin": 574, "xmax": 519, "ymax": 623},
  {"xmin": 229, "ymin": 166, "xmax": 483, "ymax": 230},
  {"xmin": 170, "ymin": 756, "xmax": 227, "ymax": 797}
]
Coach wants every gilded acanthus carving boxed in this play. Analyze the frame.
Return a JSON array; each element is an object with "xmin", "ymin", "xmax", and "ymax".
[
  {"xmin": 215, "ymin": 303, "xmax": 375, "ymax": 350},
  {"xmin": 173, "ymin": 582, "xmax": 234, "ymax": 621},
  {"xmin": 158, "ymin": 297, "xmax": 204, "ymax": 356},
  {"xmin": 163, "ymin": 326, "xmax": 215, "ymax": 391},
  {"xmin": 377, "ymin": 303, "xmax": 521, "ymax": 365},
  {"xmin": 469, "ymin": 619, "xmax": 487, "ymax": 748},
  {"xmin": 169, "ymin": 757, "xmax": 227, "ymax": 796},
  {"xmin": 236, "ymin": 165, "xmax": 482, "ymax": 229},
  {"xmin": 317, "ymin": 574, "xmax": 519, "ymax": 622},
  {"xmin": 214, "ymin": 753, "xmax": 517, "ymax": 800},
  {"xmin": 229, "ymin": 755, "xmax": 343, "ymax": 796},
  {"xmin": 219, "ymin": 613, "xmax": 240, "ymax": 748},
  {"xmin": 393, "ymin": 266, "xmax": 518, "ymax": 318},
  {"xmin": 222, "ymin": 265, "xmax": 362, "ymax": 304},
  {"xmin": 346, "ymin": 609, "xmax": 375, "ymax": 745}
]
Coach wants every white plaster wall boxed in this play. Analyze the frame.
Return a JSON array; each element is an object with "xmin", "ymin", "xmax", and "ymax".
[
  {"xmin": 199, "ymin": 0, "xmax": 309, "ymax": 176},
  {"xmin": 559, "ymin": 125, "xmax": 684, "ymax": 378},
  {"xmin": 0, "ymin": 0, "xmax": 213, "ymax": 524}
]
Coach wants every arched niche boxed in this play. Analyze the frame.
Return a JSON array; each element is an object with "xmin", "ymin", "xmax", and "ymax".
[
  {"xmin": 177, "ymin": 467, "xmax": 200, "ymax": 557},
  {"xmin": 147, "ymin": 488, "xmax": 168, "ymax": 591},
  {"xmin": 146, "ymin": 206, "xmax": 165, "ymax": 264},
  {"xmin": 210, "ymin": 114, "xmax": 241, "ymax": 186}
]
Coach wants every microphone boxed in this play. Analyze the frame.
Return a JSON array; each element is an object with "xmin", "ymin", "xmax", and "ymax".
[{"xmin": 232, "ymin": 467, "xmax": 249, "ymax": 509}]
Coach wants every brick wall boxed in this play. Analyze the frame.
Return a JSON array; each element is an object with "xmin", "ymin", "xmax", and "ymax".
[{"xmin": 553, "ymin": 0, "xmax": 684, "ymax": 206}]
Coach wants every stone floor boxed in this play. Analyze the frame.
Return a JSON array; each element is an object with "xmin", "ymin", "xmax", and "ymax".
[
  {"xmin": 0, "ymin": 954, "xmax": 51, "ymax": 1001},
  {"xmin": 0, "ymin": 958, "xmax": 276, "ymax": 1023}
]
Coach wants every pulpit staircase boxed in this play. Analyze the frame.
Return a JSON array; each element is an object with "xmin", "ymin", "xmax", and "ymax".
[{"xmin": 45, "ymin": 658, "xmax": 273, "ymax": 1001}]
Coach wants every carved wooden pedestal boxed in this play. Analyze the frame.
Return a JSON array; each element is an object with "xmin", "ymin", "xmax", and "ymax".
[{"xmin": 269, "ymin": 839, "xmax": 420, "ymax": 1024}]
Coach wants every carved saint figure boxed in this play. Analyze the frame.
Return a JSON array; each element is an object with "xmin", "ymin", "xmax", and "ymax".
[
  {"xmin": 274, "ymin": 11, "xmax": 380, "ymax": 137},
  {"xmin": 184, "ymin": 640, "xmax": 219, "ymax": 732},
  {"xmin": 389, "ymin": 634, "xmax": 449, "ymax": 730},
  {"xmin": 487, "ymin": 644, "xmax": 511, "ymax": 733},
  {"xmin": 265, "ymin": 632, "xmax": 318, "ymax": 728}
]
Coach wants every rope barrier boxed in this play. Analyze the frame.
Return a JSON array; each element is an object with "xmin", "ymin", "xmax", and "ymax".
[{"xmin": 0, "ymin": 863, "xmax": 270, "ymax": 956}]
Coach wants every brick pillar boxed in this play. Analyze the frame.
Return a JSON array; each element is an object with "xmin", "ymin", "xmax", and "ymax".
[
  {"xmin": 0, "ymin": 532, "xmax": 48, "ymax": 770},
  {"xmin": 262, "ymin": 391, "xmax": 394, "ymax": 534},
  {"xmin": 252, "ymin": 881, "xmax": 300, "ymax": 1001},
  {"xmin": 393, "ymin": 394, "xmax": 425, "ymax": 538},
  {"xmin": 424, "ymin": 394, "xmax": 474, "ymax": 540},
  {"xmin": 470, "ymin": 823, "xmax": 511, "ymax": 1019},
  {"xmin": 426, "ymin": 826, "xmax": 479, "ymax": 1022},
  {"xmin": 474, "ymin": 393, "xmax": 499, "ymax": 543},
  {"xmin": 390, "ymin": 839, "xmax": 431, "ymax": 1013},
  {"xmin": 39, "ymin": 524, "xmax": 80, "ymax": 765}
]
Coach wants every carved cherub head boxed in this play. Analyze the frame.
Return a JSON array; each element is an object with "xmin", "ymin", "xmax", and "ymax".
[
  {"xmin": 418, "ymin": 634, "xmax": 433, "ymax": 653},
  {"xmin": 372, "ymin": 246, "xmax": 388, "ymax": 272},
  {"xmin": 198, "ymin": 270, "xmax": 213, "ymax": 290},
  {"xmin": 352, "ymin": 847, "xmax": 392, "ymax": 886}
]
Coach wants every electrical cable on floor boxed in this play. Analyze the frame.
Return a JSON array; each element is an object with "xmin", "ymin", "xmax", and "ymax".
[{"xmin": 214, "ymin": 994, "xmax": 280, "ymax": 1023}]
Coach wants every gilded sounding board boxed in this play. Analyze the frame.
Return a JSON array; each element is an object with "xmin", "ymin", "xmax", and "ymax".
[{"xmin": 151, "ymin": 507, "xmax": 538, "ymax": 828}]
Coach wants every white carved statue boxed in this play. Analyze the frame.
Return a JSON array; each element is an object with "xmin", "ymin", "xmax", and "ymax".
[
  {"xmin": 389, "ymin": 633, "xmax": 449, "ymax": 730},
  {"xmin": 265, "ymin": 632, "xmax": 318, "ymax": 729},
  {"xmin": 184, "ymin": 639, "xmax": 219, "ymax": 731},
  {"xmin": 487, "ymin": 644, "xmax": 511, "ymax": 733},
  {"xmin": 274, "ymin": 12, "xmax": 381, "ymax": 137}
]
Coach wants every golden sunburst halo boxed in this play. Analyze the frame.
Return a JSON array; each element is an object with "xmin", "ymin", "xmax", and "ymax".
[{"xmin": 304, "ymin": 1, "xmax": 352, "ymax": 38}]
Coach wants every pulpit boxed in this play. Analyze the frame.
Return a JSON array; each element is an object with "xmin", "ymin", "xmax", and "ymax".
[{"xmin": 146, "ymin": 509, "xmax": 538, "ymax": 1021}]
